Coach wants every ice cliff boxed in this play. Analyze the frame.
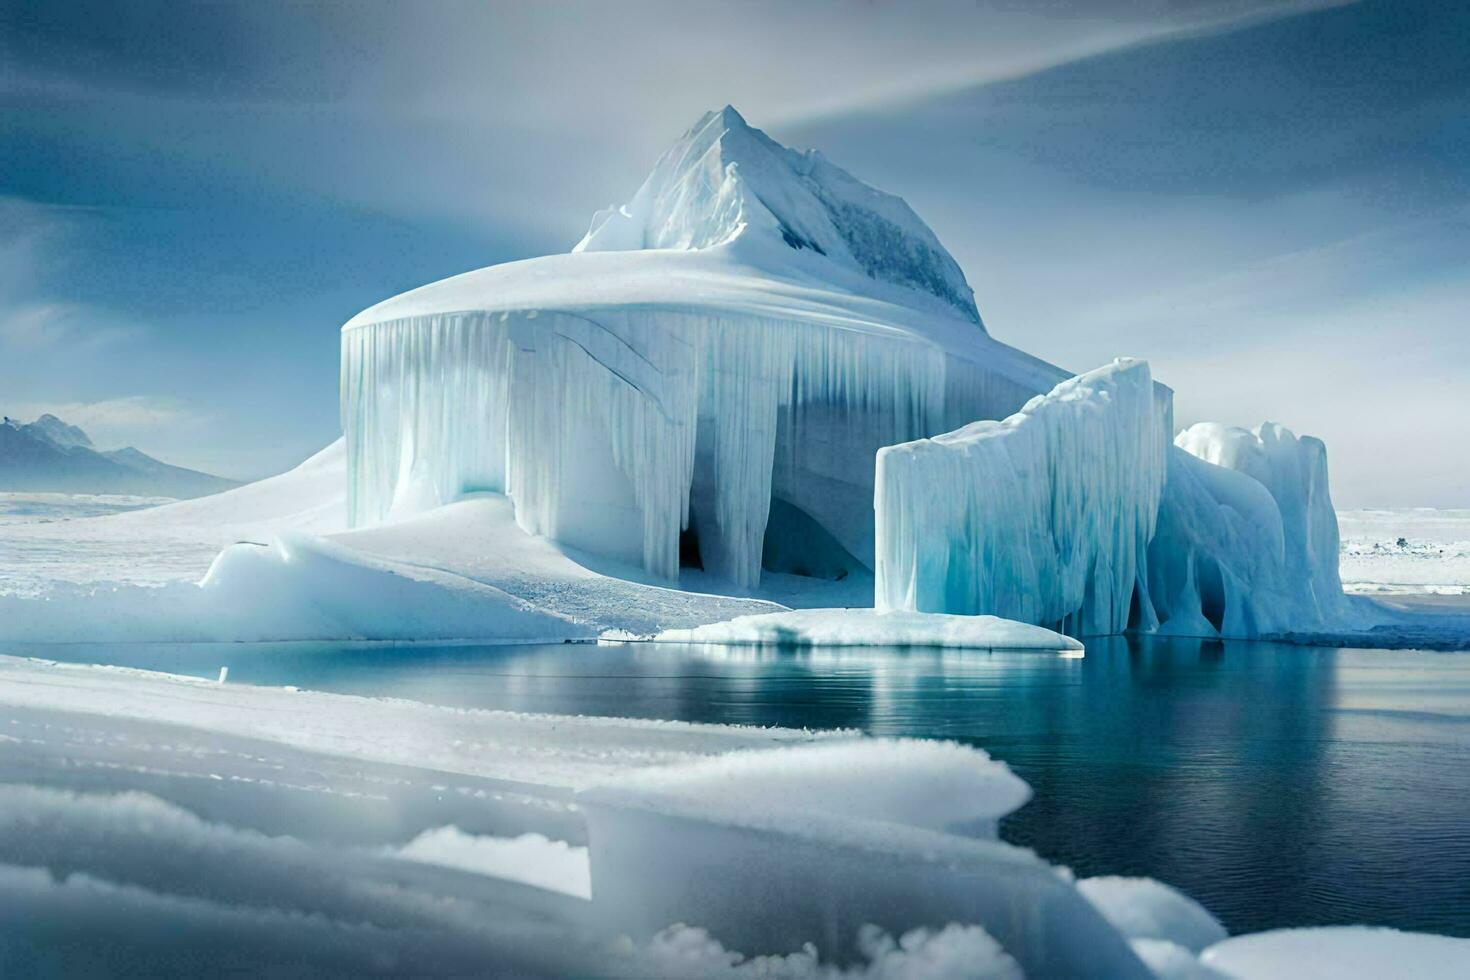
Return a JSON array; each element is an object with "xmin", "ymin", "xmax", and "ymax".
[
  {"xmin": 1149, "ymin": 422, "xmax": 1351, "ymax": 638},
  {"xmin": 875, "ymin": 359, "xmax": 1171, "ymax": 636}
]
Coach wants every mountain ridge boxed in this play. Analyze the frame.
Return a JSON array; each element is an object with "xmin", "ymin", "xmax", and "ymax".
[{"xmin": 0, "ymin": 414, "xmax": 239, "ymax": 498}]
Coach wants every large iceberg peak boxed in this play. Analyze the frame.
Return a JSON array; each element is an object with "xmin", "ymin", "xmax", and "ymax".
[{"xmin": 575, "ymin": 105, "xmax": 983, "ymax": 326}]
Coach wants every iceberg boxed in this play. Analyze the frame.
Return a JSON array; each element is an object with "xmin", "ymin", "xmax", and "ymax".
[
  {"xmin": 874, "ymin": 358, "xmax": 1171, "ymax": 636},
  {"xmin": 1148, "ymin": 422, "xmax": 1352, "ymax": 638},
  {"xmin": 341, "ymin": 107, "xmax": 1064, "ymax": 589}
]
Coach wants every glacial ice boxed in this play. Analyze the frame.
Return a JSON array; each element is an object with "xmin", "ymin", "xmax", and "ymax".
[
  {"xmin": 1148, "ymin": 422, "xmax": 1352, "ymax": 638},
  {"xmin": 342, "ymin": 108, "xmax": 1063, "ymax": 589},
  {"xmin": 874, "ymin": 358, "xmax": 1170, "ymax": 636}
]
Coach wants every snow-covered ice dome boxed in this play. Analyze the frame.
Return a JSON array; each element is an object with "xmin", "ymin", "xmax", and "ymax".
[{"xmin": 342, "ymin": 106, "xmax": 1064, "ymax": 589}]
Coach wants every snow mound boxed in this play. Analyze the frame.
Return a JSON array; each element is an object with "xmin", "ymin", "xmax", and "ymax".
[
  {"xmin": 875, "ymin": 358, "xmax": 1170, "ymax": 636},
  {"xmin": 655, "ymin": 608, "xmax": 1082, "ymax": 651},
  {"xmin": 1077, "ymin": 877, "xmax": 1228, "ymax": 952},
  {"xmin": 0, "ymin": 530, "xmax": 585, "ymax": 644},
  {"xmin": 583, "ymin": 739, "xmax": 1032, "ymax": 836},
  {"xmin": 1201, "ymin": 926, "xmax": 1470, "ymax": 979},
  {"xmin": 576, "ymin": 105, "xmax": 980, "ymax": 325}
]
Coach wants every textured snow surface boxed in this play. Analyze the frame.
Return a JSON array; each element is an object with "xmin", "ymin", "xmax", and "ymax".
[
  {"xmin": 0, "ymin": 438, "xmax": 346, "ymax": 596},
  {"xmin": 876, "ymin": 359, "xmax": 1169, "ymax": 636},
  {"xmin": 575, "ymin": 106, "xmax": 981, "ymax": 325},
  {"xmin": 635, "ymin": 923, "xmax": 1022, "ymax": 980},
  {"xmin": 582, "ymin": 739, "xmax": 1032, "ymax": 832},
  {"xmin": 0, "ymin": 655, "xmax": 845, "ymax": 790},
  {"xmin": 656, "ymin": 608, "xmax": 1082, "ymax": 651},
  {"xmin": 1338, "ymin": 508, "xmax": 1470, "ymax": 594},
  {"xmin": 1201, "ymin": 926, "xmax": 1470, "ymax": 979}
]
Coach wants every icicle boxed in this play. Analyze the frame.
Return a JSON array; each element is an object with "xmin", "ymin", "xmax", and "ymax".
[{"xmin": 343, "ymin": 308, "xmax": 1050, "ymax": 588}]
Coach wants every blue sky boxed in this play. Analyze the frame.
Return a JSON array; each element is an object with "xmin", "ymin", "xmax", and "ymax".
[{"xmin": 1, "ymin": 0, "xmax": 1465, "ymax": 506}]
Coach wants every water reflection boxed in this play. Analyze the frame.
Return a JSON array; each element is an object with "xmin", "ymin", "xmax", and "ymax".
[{"xmin": 9, "ymin": 634, "xmax": 1469, "ymax": 936}]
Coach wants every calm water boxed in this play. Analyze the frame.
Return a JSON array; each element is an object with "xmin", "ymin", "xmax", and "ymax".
[{"xmin": 15, "ymin": 635, "xmax": 1470, "ymax": 938}]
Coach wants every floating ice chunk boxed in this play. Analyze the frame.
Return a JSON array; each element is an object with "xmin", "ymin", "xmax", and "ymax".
[
  {"xmin": 1200, "ymin": 926, "xmax": 1470, "ymax": 979},
  {"xmin": 875, "ymin": 358, "xmax": 1170, "ymax": 636},
  {"xmin": 1077, "ymin": 877, "xmax": 1228, "ymax": 952},
  {"xmin": 655, "ymin": 608, "xmax": 1082, "ymax": 651}
]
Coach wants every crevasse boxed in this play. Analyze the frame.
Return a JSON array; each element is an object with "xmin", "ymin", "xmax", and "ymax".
[{"xmin": 874, "ymin": 359, "xmax": 1171, "ymax": 636}]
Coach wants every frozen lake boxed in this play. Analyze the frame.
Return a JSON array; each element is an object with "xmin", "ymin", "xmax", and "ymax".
[{"xmin": 12, "ymin": 634, "xmax": 1470, "ymax": 940}]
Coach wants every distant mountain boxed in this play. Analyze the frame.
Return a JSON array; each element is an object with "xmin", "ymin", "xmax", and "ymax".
[{"xmin": 0, "ymin": 414, "xmax": 239, "ymax": 498}]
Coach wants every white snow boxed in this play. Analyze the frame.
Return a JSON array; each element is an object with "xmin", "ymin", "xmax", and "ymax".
[
  {"xmin": 581, "ymin": 739, "xmax": 1032, "ymax": 836},
  {"xmin": 390, "ymin": 827, "xmax": 591, "ymax": 899},
  {"xmin": 1201, "ymin": 926, "xmax": 1470, "ymax": 979},
  {"xmin": 655, "ymin": 608, "xmax": 1082, "ymax": 651},
  {"xmin": 1077, "ymin": 877, "xmax": 1228, "ymax": 952},
  {"xmin": 875, "ymin": 358, "xmax": 1170, "ymax": 636},
  {"xmin": 575, "ymin": 106, "xmax": 982, "ymax": 326},
  {"xmin": 342, "ymin": 108, "xmax": 1063, "ymax": 588},
  {"xmin": 0, "ymin": 655, "xmax": 848, "ymax": 790},
  {"xmin": 0, "ymin": 437, "xmax": 346, "ymax": 596},
  {"xmin": 635, "ymin": 923, "xmax": 1022, "ymax": 980},
  {"xmin": 1337, "ymin": 508, "xmax": 1470, "ymax": 595}
]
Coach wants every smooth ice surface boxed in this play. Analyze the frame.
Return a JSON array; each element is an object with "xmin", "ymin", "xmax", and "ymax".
[
  {"xmin": 1201, "ymin": 927, "xmax": 1470, "ymax": 979},
  {"xmin": 343, "ymin": 108, "xmax": 1063, "ymax": 587},
  {"xmin": 1078, "ymin": 877, "xmax": 1228, "ymax": 953},
  {"xmin": 875, "ymin": 359, "xmax": 1169, "ymax": 636},
  {"xmin": 655, "ymin": 608, "xmax": 1082, "ymax": 651},
  {"xmin": 1150, "ymin": 423, "xmax": 1351, "ymax": 638}
]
